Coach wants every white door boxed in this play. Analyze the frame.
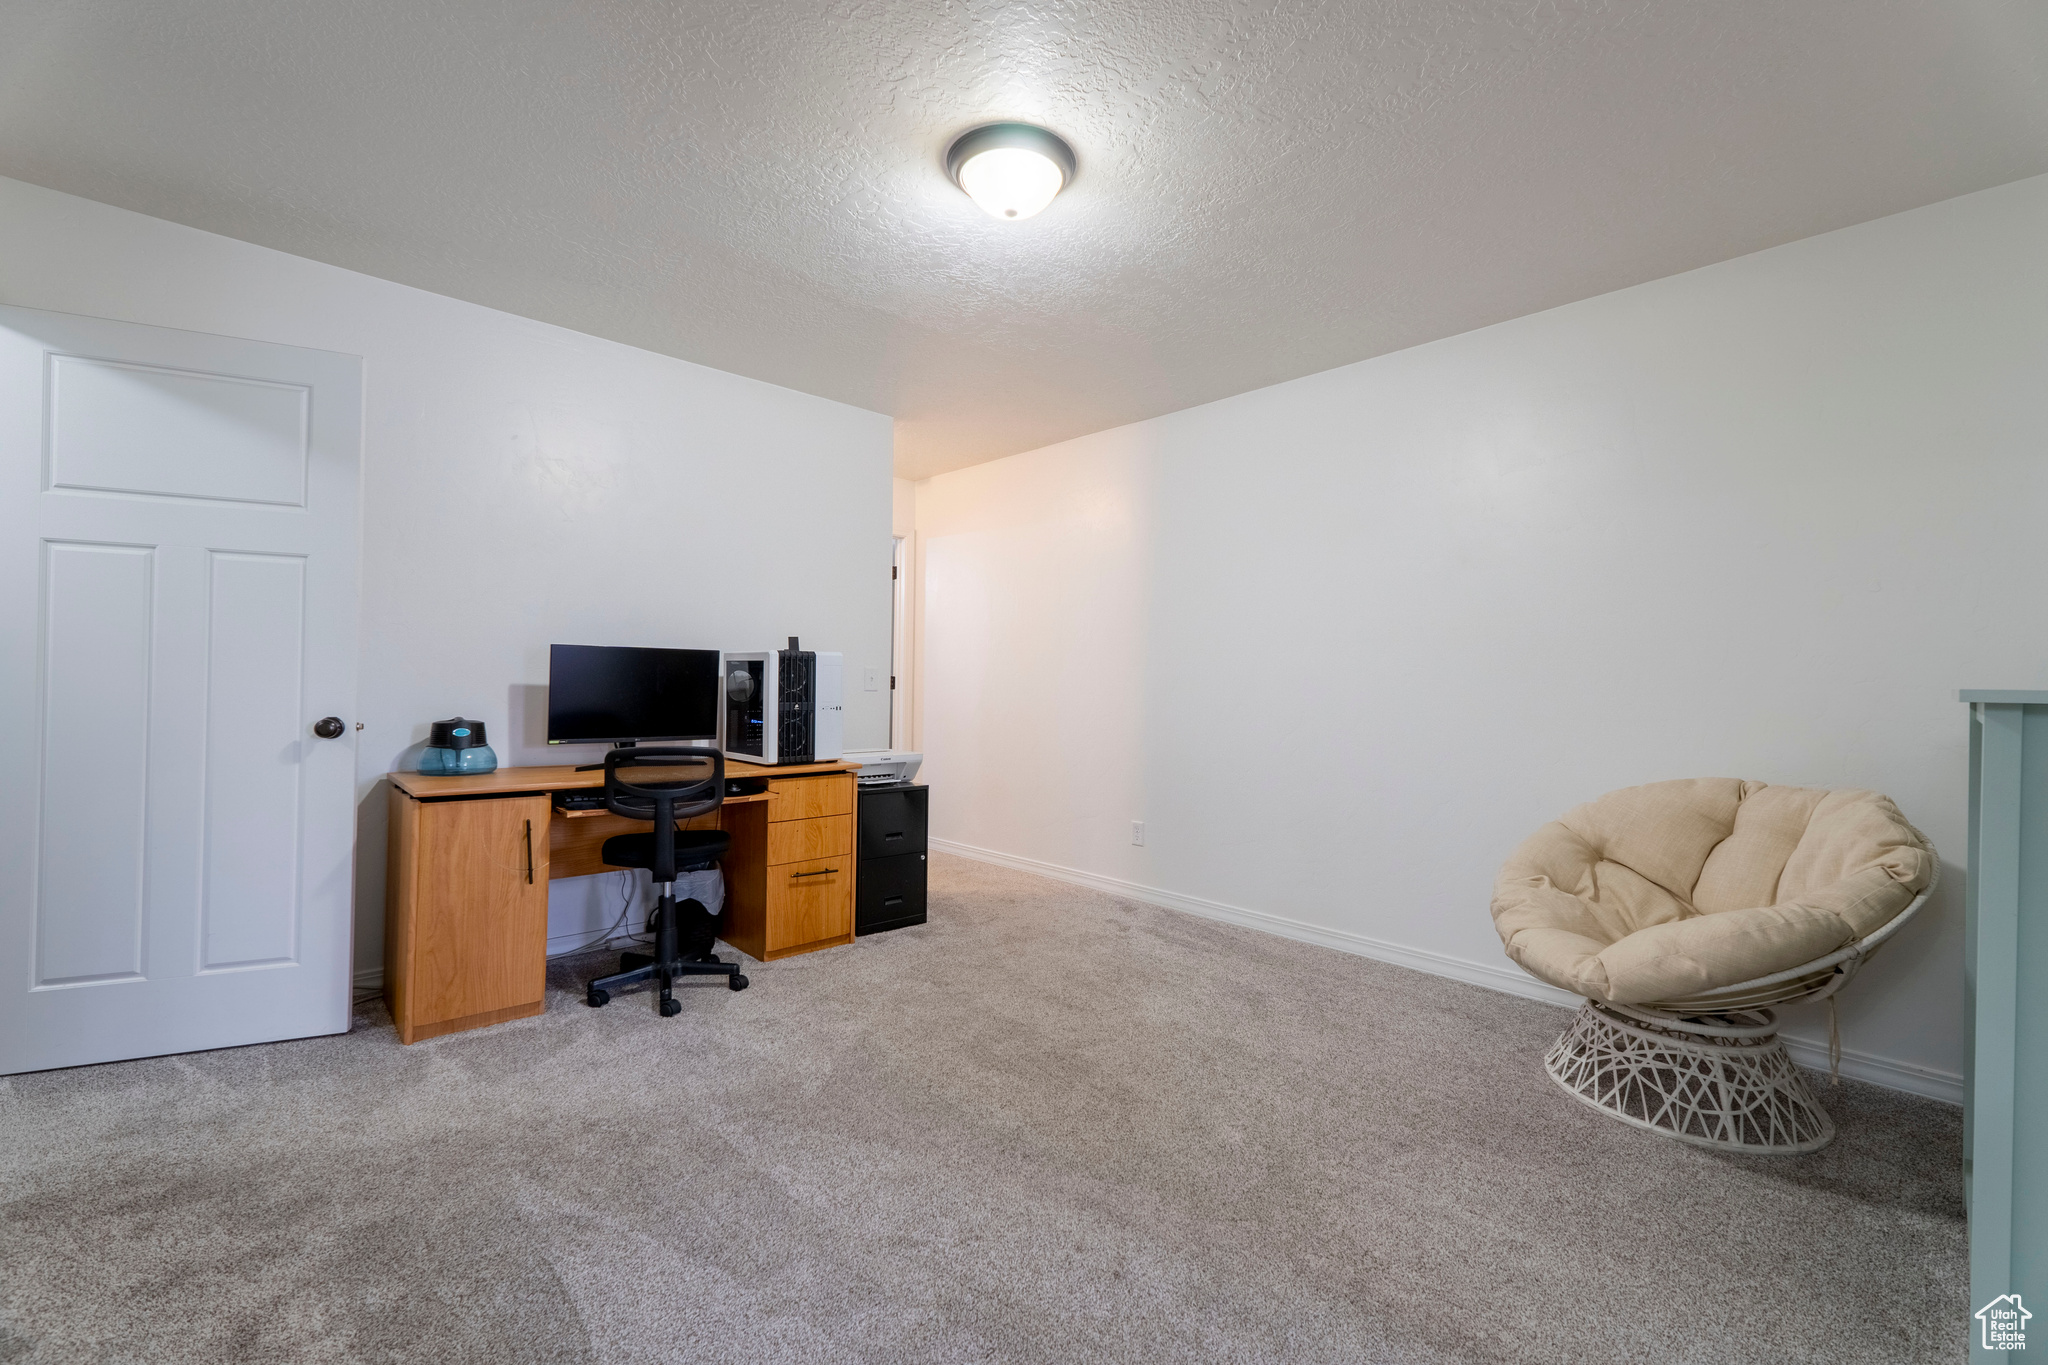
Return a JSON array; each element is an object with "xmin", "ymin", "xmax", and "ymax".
[{"xmin": 0, "ymin": 306, "xmax": 361, "ymax": 1074}]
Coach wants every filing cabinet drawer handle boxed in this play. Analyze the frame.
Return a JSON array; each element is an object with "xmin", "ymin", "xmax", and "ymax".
[
  {"xmin": 791, "ymin": 868, "xmax": 839, "ymax": 879},
  {"xmin": 524, "ymin": 819, "xmax": 534, "ymax": 884}
]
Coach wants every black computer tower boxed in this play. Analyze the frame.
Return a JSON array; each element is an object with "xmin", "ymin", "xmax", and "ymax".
[{"xmin": 857, "ymin": 783, "xmax": 927, "ymax": 934}]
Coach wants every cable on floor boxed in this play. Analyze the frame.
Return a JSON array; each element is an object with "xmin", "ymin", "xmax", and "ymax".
[{"xmin": 545, "ymin": 870, "xmax": 646, "ymax": 960}]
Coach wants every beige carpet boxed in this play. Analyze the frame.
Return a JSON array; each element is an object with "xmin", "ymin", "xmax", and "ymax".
[{"xmin": 0, "ymin": 854, "xmax": 1965, "ymax": 1364}]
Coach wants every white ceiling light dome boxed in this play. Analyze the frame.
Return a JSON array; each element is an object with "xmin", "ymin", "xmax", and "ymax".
[{"xmin": 945, "ymin": 123, "xmax": 1076, "ymax": 221}]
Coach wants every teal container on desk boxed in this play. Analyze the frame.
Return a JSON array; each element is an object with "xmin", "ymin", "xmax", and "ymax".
[
  {"xmin": 1962, "ymin": 690, "xmax": 2048, "ymax": 1358},
  {"xmin": 417, "ymin": 717, "xmax": 497, "ymax": 775}
]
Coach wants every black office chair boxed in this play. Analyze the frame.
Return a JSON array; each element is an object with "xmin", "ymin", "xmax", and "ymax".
[{"xmin": 585, "ymin": 748, "xmax": 748, "ymax": 1016}]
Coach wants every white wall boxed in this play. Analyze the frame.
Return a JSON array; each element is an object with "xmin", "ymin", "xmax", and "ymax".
[
  {"xmin": 916, "ymin": 173, "xmax": 2048, "ymax": 1099},
  {"xmin": 0, "ymin": 176, "xmax": 895, "ymax": 975},
  {"xmin": 892, "ymin": 477, "xmax": 917, "ymax": 537}
]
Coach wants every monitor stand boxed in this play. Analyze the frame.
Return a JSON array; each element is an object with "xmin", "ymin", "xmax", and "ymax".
[{"xmin": 573, "ymin": 740, "xmax": 638, "ymax": 773}]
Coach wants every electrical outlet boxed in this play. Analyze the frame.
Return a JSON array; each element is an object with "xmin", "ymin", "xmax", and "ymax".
[
  {"xmin": 1131, "ymin": 821, "xmax": 1145, "ymax": 847},
  {"xmin": 863, "ymin": 667, "xmax": 881, "ymax": 691}
]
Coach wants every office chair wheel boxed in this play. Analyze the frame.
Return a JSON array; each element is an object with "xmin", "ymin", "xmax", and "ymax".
[
  {"xmin": 729, "ymin": 974, "xmax": 749, "ymax": 992},
  {"xmin": 586, "ymin": 987, "xmax": 609, "ymax": 1008},
  {"xmin": 659, "ymin": 995, "xmax": 682, "ymax": 1017}
]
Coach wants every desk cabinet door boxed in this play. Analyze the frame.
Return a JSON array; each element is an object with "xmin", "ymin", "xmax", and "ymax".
[
  {"xmin": 765, "ymin": 856, "xmax": 852, "ymax": 953},
  {"xmin": 412, "ymin": 795, "xmax": 550, "ymax": 1026}
]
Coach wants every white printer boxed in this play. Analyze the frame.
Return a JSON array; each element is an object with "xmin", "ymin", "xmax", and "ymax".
[{"xmin": 844, "ymin": 749, "xmax": 923, "ymax": 788}]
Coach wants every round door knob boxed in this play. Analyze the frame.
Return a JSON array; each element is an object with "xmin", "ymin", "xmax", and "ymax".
[{"xmin": 313, "ymin": 717, "xmax": 346, "ymax": 739}]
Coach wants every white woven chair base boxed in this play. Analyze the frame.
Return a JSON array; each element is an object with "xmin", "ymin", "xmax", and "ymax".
[{"xmin": 1545, "ymin": 1001, "xmax": 1835, "ymax": 1154}]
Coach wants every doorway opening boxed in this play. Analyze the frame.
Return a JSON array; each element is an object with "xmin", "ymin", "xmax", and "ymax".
[{"xmin": 890, "ymin": 536, "xmax": 906, "ymax": 747}]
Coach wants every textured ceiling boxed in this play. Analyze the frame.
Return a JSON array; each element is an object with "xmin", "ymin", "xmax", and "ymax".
[{"xmin": 4, "ymin": 2, "xmax": 2046, "ymax": 478}]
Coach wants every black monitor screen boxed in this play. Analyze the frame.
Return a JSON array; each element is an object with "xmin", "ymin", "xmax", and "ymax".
[{"xmin": 547, "ymin": 644, "xmax": 721, "ymax": 745}]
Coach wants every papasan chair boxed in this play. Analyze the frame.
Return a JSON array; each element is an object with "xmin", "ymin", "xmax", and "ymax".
[{"xmin": 1491, "ymin": 779, "xmax": 1935, "ymax": 1153}]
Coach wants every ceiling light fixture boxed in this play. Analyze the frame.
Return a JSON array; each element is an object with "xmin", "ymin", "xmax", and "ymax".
[{"xmin": 945, "ymin": 123, "xmax": 1076, "ymax": 221}]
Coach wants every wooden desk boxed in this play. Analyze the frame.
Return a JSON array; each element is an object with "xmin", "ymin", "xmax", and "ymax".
[{"xmin": 384, "ymin": 758, "xmax": 858, "ymax": 1043}]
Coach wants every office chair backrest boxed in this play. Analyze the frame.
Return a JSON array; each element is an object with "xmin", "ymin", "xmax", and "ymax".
[{"xmin": 603, "ymin": 747, "xmax": 725, "ymax": 883}]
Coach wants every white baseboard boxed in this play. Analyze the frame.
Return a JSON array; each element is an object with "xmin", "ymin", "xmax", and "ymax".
[
  {"xmin": 353, "ymin": 966, "xmax": 383, "ymax": 993},
  {"xmin": 930, "ymin": 838, "xmax": 1964, "ymax": 1107},
  {"xmin": 1777, "ymin": 1037, "xmax": 1964, "ymax": 1104}
]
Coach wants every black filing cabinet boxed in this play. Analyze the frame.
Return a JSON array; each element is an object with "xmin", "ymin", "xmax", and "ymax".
[{"xmin": 857, "ymin": 784, "xmax": 927, "ymax": 934}]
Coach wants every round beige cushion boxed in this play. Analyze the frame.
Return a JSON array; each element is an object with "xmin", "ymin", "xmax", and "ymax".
[{"xmin": 1491, "ymin": 779, "xmax": 1932, "ymax": 1006}]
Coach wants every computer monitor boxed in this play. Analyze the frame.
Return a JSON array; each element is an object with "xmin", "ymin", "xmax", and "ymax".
[{"xmin": 546, "ymin": 644, "xmax": 722, "ymax": 746}]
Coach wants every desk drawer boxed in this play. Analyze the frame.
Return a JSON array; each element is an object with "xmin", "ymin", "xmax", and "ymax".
[
  {"xmin": 766, "ymin": 856, "xmax": 852, "ymax": 952},
  {"xmin": 859, "ymin": 785, "xmax": 927, "ymax": 859},
  {"xmin": 766, "ymin": 813, "xmax": 852, "ymax": 866},
  {"xmin": 856, "ymin": 851, "xmax": 926, "ymax": 934},
  {"xmin": 769, "ymin": 775, "xmax": 853, "ymax": 822}
]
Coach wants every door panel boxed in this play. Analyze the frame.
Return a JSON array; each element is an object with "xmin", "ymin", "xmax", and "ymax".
[
  {"xmin": 0, "ymin": 305, "xmax": 361, "ymax": 1074},
  {"xmin": 36, "ymin": 540, "xmax": 154, "ymax": 987},
  {"xmin": 47, "ymin": 354, "xmax": 310, "ymax": 506},
  {"xmin": 201, "ymin": 551, "xmax": 307, "ymax": 970}
]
